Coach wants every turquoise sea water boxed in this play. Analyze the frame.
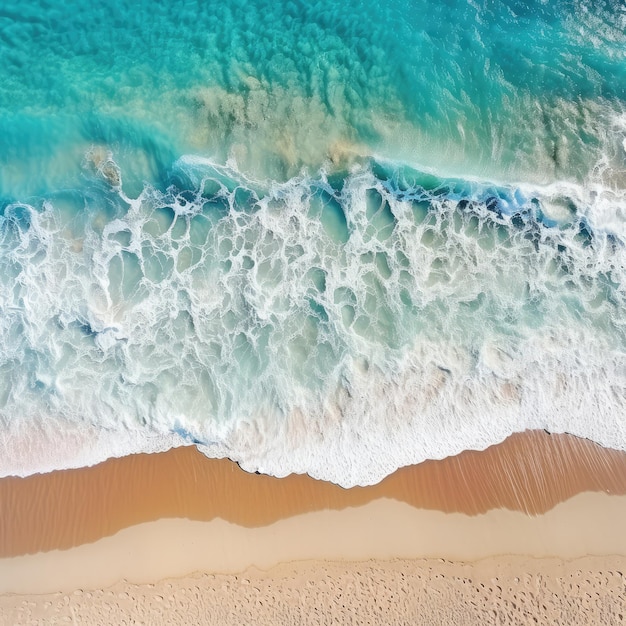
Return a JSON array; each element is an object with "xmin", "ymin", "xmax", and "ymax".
[{"xmin": 1, "ymin": 0, "xmax": 626, "ymax": 484}]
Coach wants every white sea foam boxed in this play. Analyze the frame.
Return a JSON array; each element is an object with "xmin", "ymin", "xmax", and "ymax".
[{"xmin": 0, "ymin": 157, "xmax": 625, "ymax": 486}]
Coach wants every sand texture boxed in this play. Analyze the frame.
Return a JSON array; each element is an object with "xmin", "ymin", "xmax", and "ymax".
[
  {"xmin": 2, "ymin": 557, "xmax": 625, "ymax": 625},
  {"xmin": 2, "ymin": 430, "xmax": 626, "ymax": 622}
]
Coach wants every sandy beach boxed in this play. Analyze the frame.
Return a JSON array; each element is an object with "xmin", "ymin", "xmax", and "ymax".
[{"xmin": 1, "ymin": 430, "xmax": 626, "ymax": 623}]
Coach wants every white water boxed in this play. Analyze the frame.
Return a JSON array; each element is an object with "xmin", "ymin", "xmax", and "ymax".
[{"xmin": 1, "ymin": 156, "xmax": 625, "ymax": 486}]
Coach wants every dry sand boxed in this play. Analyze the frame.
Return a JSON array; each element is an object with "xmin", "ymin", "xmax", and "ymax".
[
  {"xmin": 1, "ymin": 430, "xmax": 626, "ymax": 623},
  {"xmin": 2, "ymin": 557, "xmax": 625, "ymax": 625}
]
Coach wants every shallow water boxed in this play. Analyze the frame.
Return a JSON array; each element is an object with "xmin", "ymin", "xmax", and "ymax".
[{"xmin": 1, "ymin": 0, "xmax": 626, "ymax": 485}]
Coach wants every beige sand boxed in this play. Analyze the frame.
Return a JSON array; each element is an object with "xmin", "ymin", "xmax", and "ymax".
[
  {"xmin": 2, "ymin": 557, "xmax": 625, "ymax": 625},
  {"xmin": 2, "ymin": 491, "xmax": 626, "ymax": 595},
  {"xmin": 1, "ymin": 430, "xmax": 626, "ymax": 623}
]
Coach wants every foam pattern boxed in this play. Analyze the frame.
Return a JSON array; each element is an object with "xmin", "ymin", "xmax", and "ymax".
[{"xmin": 1, "ymin": 156, "xmax": 626, "ymax": 485}]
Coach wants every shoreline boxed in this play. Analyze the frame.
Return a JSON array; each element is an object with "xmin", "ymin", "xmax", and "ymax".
[
  {"xmin": 2, "ymin": 491, "xmax": 626, "ymax": 595},
  {"xmin": 2, "ymin": 429, "xmax": 626, "ymax": 621},
  {"xmin": 3, "ymin": 429, "xmax": 626, "ymax": 558}
]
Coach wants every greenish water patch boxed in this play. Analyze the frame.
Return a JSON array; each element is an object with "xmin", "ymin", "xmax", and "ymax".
[{"xmin": 1, "ymin": 0, "xmax": 626, "ymax": 195}]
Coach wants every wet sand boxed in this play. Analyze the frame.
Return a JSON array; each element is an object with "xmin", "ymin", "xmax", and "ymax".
[
  {"xmin": 3, "ymin": 430, "xmax": 626, "ymax": 557},
  {"xmin": 1, "ymin": 429, "xmax": 626, "ymax": 623}
]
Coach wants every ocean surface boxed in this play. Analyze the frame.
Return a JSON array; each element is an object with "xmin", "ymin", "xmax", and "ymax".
[{"xmin": 1, "ymin": 0, "xmax": 626, "ymax": 486}]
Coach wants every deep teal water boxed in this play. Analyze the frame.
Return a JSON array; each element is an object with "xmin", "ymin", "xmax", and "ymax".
[{"xmin": 1, "ymin": 0, "xmax": 626, "ymax": 484}]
